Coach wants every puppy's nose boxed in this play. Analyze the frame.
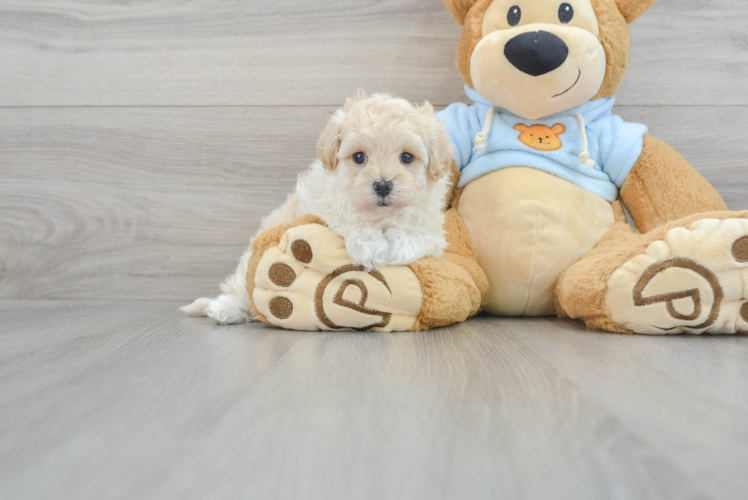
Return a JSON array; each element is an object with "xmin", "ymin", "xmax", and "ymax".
[
  {"xmin": 504, "ymin": 30, "xmax": 568, "ymax": 77},
  {"xmin": 373, "ymin": 180, "xmax": 393, "ymax": 198}
]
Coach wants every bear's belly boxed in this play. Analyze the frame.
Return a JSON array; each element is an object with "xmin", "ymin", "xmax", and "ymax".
[{"xmin": 458, "ymin": 167, "xmax": 616, "ymax": 316}]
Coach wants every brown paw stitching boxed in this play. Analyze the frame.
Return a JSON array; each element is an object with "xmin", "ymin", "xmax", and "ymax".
[
  {"xmin": 269, "ymin": 263, "xmax": 296, "ymax": 287},
  {"xmin": 268, "ymin": 263, "xmax": 296, "ymax": 318},
  {"xmin": 266, "ymin": 239, "xmax": 313, "ymax": 319},
  {"xmin": 252, "ymin": 224, "xmax": 422, "ymax": 331},
  {"xmin": 732, "ymin": 236, "xmax": 748, "ymax": 263},
  {"xmin": 733, "ymin": 235, "xmax": 748, "ymax": 329},
  {"xmin": 606, "ymin": 219, "xmax": 748, "ymax": 334},
  {"xmin": 269, "ymin": 297, "xmax": 293, "ymax": 319},
  {"xmin": 633, "ymin": 258, "xmax": 723, "ymax": 330},
  {"xmin": 292, "ymin": 239, "xmax": 313, "ymax": 264},
  {"xmin": 314, "ymin": 265, "xmax": 392, "ymax": 331}
]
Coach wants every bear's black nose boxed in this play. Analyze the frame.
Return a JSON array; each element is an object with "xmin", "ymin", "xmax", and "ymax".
[
  {"xmin": 373, "ymin": 180, "xmax": 393, "ymax": 198},
  {"xmin": 504, "ymin": 30, "xmax": 569, "ymax": 77}
]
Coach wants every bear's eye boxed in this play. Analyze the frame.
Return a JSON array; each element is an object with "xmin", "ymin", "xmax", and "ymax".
[
  {"xmin": 507, "ymin": 5, "xmax": 521, "ymax": 26},
  {"xmin": 400, "ymin": 152, "xmax": 414, "ymax": 165},
  {"xmin": 353, "ymin": 152, "xmax": 367, "ymax": 164},
  {"xmin": 558, "ymin": 3, "xmax": 574, "ymax": 23}
]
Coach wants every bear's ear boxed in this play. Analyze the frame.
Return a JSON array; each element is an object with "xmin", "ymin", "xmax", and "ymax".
[
  {"xmin": 615, "ymin": 0, "xmax": 658, "ymax": 23},
  {"xmin": 443, "ymin": 0, "xmax": 479, "ymax": 25},
  {"xmin": 513, "ymin": 124, "xmax": 528, "ymax": 132},
  {"xmin": 551, "ymin": 124, "xmax": 566, "ymax": 135}
]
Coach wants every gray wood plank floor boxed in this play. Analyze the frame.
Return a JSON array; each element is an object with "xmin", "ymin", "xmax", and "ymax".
[{"xmin": 1, "ymin": 301, "xmax": 747, "ymax": 500}]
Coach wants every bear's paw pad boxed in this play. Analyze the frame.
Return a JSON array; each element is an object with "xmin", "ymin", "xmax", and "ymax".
[
  {"xmin": 251, "ymin": 224, "xmax": 423, "ymax": 332},
  {"xmin": 606, "ymin": 218, "xmax": 748, "ymax": 334}
]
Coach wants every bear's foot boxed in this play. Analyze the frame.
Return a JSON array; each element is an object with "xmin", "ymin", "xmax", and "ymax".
[
  {"xmin": 250, "ymin": 222, "xmax": 423, "ymax": 331},
  {"xmin": 606, "ymin": 218, "xmax": 748, "ymax": 334}
]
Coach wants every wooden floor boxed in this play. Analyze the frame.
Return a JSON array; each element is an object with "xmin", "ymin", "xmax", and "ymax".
[
  {"xmin": 2, "ymin": 0, "xmax": 748, "ymax": 498},
  {"xmin": 1, "ymin": 302, "xmax": 747, "ymax": 499}
]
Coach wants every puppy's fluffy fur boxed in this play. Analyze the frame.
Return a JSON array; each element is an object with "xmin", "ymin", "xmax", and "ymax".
[{"xmin": 182, "ymin": 92, "xmax": 453, "ymax": 324}]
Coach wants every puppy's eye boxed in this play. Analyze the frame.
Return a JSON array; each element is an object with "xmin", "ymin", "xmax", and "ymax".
[
  {"xmin": 400, "ymin": 152, "xmax": 414, "ymax": 165},
  {"xmin": 558, "ymin": 3, "xmax": 574, "ymax": 23},
  {"xmin": 507, "ymin": 5, "xmax": 521, "ymax": 26},
  {"xmin": 352, "ymin": 152, "xmax": 367, "ymax": 165}
]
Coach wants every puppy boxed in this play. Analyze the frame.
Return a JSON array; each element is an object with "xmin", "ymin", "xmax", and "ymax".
[{"xmin": 182, "ymin": 92, "xmax": 453, "ymax": 324}]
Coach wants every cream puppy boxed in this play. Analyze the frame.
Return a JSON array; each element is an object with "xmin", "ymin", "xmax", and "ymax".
[{"xmin": 182, "ymin": 92, "xmax": 453, "ymax": 324}]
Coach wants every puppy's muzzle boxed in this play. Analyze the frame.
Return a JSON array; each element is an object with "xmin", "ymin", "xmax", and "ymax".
[
  {"xmin": 373, "ymin": 180, "xmax": 394, "ymax": 199},
  {"xmin": 504, "ymin": 30, "xmax": 569, "ymax": 77}
]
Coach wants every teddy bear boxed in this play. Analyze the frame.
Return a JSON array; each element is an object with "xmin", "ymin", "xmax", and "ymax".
[{"xmin": 246, "ymin": 0, "xmax": 748, "ymax": 334}]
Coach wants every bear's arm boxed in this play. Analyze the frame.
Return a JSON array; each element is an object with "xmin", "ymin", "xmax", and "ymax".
[
  {"xmin": 619, "ymin": 134, "xmax": 727, "ymax": 233},
  {"xmin": 437, "ymin": 103, "xmax": 482, "ymax": 170}
]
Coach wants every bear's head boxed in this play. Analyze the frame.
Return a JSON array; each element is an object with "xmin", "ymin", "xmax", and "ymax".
[{"xmin": 443, "ymin": 0, "xmax": 657, "ymax": 119}]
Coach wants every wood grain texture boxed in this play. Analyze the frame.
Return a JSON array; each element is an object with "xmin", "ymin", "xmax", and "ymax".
[
  {"xmin": 0, "ymin": 300, "xmax": 168, "ymax": 362},
  {"xmin": 1, "ymin": 303, "xmax": 746, "ymax": 499},
  {"xmin": 0, "ymin": 106, "xmax": 332, "ymax": 300},
  {"xmin": 0, "ymin": 0, "xmax": 746, "ymax": 106},
  {"xmin": 2, "ymin": 105, "xmax": 746, "ymax": 300},
  {"xmin": 500, "ymin": 317, "xmax": 748, "ymax": 498}
]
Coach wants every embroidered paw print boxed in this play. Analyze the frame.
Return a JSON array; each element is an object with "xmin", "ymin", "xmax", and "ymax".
[
  {"xmin": 251, "ymin": 223, "xmax": 423, "ymax": 332},
  {"xmin": 606, "ymin": 219, "xmax": 748, "ymax": 334},
  {"xmin": 514, "ymin": 123, "xmax": 566, "ymax": 151},
  {"xmin": 263, "ymin": 239, "xmax": 313, "ymax": 320}
]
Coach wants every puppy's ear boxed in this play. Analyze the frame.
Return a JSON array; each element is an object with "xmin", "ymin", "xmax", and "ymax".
[
  {"xmin": 443, "ymin": 0, "xmax": 479, "ymax": 25},
  {"xmin": 615, "ymin": 0, "xmax": 657, "ymax": 23},
  {"xmin": 514, "ymin": 124, "xmax": 528, "ymax": 132},
  {"xmin": 316, "ymin": 109, "xmax": 344, "ymax": 171},
  {"xmin": 344, "ymin": 89, "xmax": 369, "ymax": 112},
  {"xmin": 421, "ymin": 102, "xmax": 453, "ymax": 182}
]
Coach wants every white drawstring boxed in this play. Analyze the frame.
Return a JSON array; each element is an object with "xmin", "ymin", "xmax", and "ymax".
[
  {"xmin": 574, "ymin": 113, "xmax": 596, "ymax": 169},
  {"xmin": 474, "ymin": 107, "xmax": 498, "ymax": 151},
  {"xmin": 475, "ymin": 108, "xmax": 595, "ymax": 171}
]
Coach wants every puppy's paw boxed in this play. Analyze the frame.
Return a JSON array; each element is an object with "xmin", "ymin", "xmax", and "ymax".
[
  {"xmin": 346, "ymin": 231, "xmax": 389, "ymax": 271},
  {"xmin": 250, "ymin": 223, "xmax": 422, "ymax": 331},
  {"xmin": 384, "ymin": 229, "xmax": 426, "ymax": 266},
  {"xmin": 204, "ymin": 294, "xmax": 251, "ymax": 325}
]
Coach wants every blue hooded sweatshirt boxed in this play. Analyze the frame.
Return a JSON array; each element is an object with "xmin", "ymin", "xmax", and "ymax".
[{"xmin": 437, "ymin": 85, "xmax": 648, "ymax": 201}]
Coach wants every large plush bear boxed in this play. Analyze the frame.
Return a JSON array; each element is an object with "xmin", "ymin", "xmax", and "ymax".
[{"xmin": 246, "ymin": 0, "xmax": 748, "ymax": 334}]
